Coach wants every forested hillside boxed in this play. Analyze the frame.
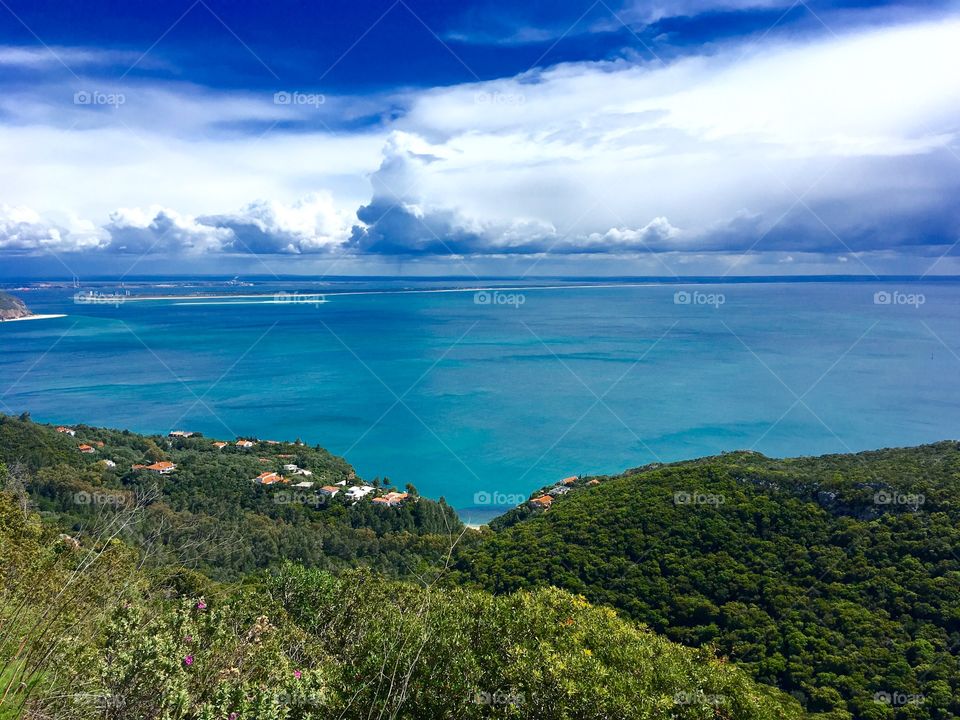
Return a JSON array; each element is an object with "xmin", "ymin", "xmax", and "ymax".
[
  {"xmin": 455, "ymin": 445, "xmax": 960, "ymax": 719},
  {"xmin": 0, "ymin": 414, "xmax": 461, "ymax": 580},
  {"xmin": 4, "ymin": 412, "xmax": 959, "ymax": 718},
  {"xmin": 0, "ymin": 486, "xmax": 806, "ymax": 719}
]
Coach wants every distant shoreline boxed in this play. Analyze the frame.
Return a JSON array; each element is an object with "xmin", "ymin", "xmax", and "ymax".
[
  {"xmin": 0, "ymin": 313, "xmax": 67, "ymax": 323},
  {"xmin": 88, "ymin": 283, "xmax": 663, "ymax": 303}
]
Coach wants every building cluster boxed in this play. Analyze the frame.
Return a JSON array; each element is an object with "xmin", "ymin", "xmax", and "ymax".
[{"xmin": 528, "ymin": 475, "xmax": 599, "ymax": 511}]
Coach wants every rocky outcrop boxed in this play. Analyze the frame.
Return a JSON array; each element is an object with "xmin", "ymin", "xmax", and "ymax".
[{"xmin": 0, "ymin": 292, "xmax": 32, "ymax": 320}]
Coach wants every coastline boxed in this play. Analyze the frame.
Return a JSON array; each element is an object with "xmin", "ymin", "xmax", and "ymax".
[{"xmin": 0, "ymin": 314, "xmax": 67, "ymax": 323}]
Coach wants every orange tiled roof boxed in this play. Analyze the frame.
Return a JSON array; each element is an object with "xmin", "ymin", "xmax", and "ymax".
[
  {"xmin": 529, "ymin": 495, "xmax": 553, "ymax": 507},
  {"xmin": 145, "ymin": 461, "xmax": 176, "ymax": 471},
  {"xmin": 562, "ymin": 476, "xmax": 577, "ymax": 485}
]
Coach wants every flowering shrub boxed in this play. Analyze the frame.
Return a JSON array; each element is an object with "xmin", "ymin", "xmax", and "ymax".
[{"xmin": 91, "ymin": 595, "xmax": 334, "ymax": 720}]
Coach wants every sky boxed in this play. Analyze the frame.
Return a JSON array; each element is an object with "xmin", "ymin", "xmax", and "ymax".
[{"xmin": 0, "ymin": 0, "xmax": 958, "ymax": 278}]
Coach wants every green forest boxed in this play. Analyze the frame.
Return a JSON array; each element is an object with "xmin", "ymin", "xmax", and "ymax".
[
  {"xmin": 454, "ymin": 445, "xmax": 960, "ymax": 719},
  {"xmin": 2, "ymin": 413, "xmax": 959, "ymax": 718}
]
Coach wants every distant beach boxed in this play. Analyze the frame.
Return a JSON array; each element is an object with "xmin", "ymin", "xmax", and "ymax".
[{"xmin": 0, "ymin": 314, "xmax": 66, "ymax": 323}]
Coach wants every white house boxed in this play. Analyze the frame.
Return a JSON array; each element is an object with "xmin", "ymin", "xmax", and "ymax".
[
  {"xmin": 346, "ymin": 485, "xmax": 376, "ymax": 500},
  {"xmin": 293, "ymin": 481, "xmax": 315, "ymax": 489},
  {"xmin": 283, "ymin": 463, "xmax": 299, "ymax": 472},
  {"xmin": 319, "ymin": 485, "xmax": 340, "ymax": 497}
]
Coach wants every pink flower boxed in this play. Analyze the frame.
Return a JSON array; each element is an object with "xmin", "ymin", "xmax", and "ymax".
[
  {"xmin": 229, "ymin": 714, "xmax": 238, "ymax": 720},
  {"xmin": 293, "ymin": 669, "xmax": 302, "ymax": 679},
  {"xmin": 195, "ymin": 599, "xmax": 207, "ymax": 610},
  {"xmin": 183, "ymin": 655, "xmax": 194, "ymax": 666}
]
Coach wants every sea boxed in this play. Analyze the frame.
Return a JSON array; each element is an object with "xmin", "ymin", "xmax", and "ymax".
[{"xmin": 1, "ymin": 276, "xmax": 957, "ymax": 523}]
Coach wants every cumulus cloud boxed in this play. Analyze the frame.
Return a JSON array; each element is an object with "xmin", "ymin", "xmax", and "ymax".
[
  {"xmin": 0, "ymin": 205, "xmax": 103, "ymax": 253},
  {"xmin": 104, "ymin": 207, "xmax": 233, "ymax": 254},
  {"xmin": 201, "ymin": 193, "xmax": 354, "ymax": 254}
]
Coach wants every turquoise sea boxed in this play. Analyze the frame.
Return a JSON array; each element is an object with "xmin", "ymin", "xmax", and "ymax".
[{"xmin": 1, "ymin": 277, "xmax": 957, "ymax": 523}]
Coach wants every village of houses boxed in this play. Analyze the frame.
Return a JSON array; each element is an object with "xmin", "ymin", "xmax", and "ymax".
[
  {"xmin": 59, "ymin": 423, "xmax": 595, "ymax": 513},
  {"xmin": 527, "ymin": 475, "xmax": 600, "ymax": 510},
  {"xmin": 58, "ymin": 426, "xmax": 412, "ymax": 508}
]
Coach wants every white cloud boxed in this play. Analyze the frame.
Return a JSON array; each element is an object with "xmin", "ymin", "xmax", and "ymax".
[
  {"xmin": 0, "ymin": 204, "xmax": 104, "ymax": 253},
  {"xmin": 202, "ymin": 193, "xmax": 355, "ymax": 254}
]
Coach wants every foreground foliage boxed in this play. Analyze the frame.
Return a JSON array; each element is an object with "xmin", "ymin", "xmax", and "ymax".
[{"xmin": 0, "ymin": 493, "xmax": 805, "ymax": 719}]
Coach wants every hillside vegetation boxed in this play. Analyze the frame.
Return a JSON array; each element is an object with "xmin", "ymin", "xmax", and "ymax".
[
  {"xmin": 0, "ymin": 414, "xmax": 460, "ymax": 581},
  {"xmin": 0, "ymin": 489, "xmax": 806, "ymax": 719},
  {"xmin": 455, "ymin": 445, "xmax": 960, "ymax": 719}
]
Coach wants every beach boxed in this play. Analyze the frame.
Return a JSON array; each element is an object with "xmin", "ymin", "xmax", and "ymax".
[{"xmin": 0, "ymin": 314, "xmax": 67, "ymax": 323}]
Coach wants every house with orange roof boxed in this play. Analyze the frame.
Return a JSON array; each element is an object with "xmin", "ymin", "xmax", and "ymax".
[
  {"xmin": 212, "ymin": 441, "xmax": 228, "ymax": 450},
  {"xmin": 587, "ymin": 479, "xmax": 600, "ymax": 486},
  {"xmin": 144, "ymin": 461, "xmax": 177, "ymax": 474},
  {"xmin": 561, "ymin": 476, "xmax": 578, "ymax": 485},
  {"xmin": 529, "ymin": 495, "xmax": 553, "ymax": 509},
  {"xmin": 56, "ymin": 426, "xmax": 76, "ymax": 436},
  {"xmin": 236, "ymin": 440, "xmax": 255, "ymax": 449},
  {"xmin": 319, "ymin": 485, "xmax": 341, "ymax": 497},
  {"xmin": 372, "ymin": 491, "xmax": 409, "ymax": 507},
  {"xmin": 253, "ymin": 471, "xmax": 285, "ymax": 485},
  {"xmin": 77, "ymin": 444, "xmax": 96, "ymax": 454}
]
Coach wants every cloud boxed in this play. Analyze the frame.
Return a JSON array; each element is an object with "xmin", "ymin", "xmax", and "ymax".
[
  {"xmin": 104, "ymin": 207, "xmax": 233, "ymax": 254},
  {"xmin": 0, "ymin": 205, "xmax": 103, "ymax": 253},
  {"xmin": 201, "ymin": 193, "xmax": 354, "ymax": 254}
]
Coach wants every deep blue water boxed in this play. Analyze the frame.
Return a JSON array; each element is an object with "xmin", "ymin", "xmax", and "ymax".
[{"xmin": 1, "ymin": 278, "xmax": 957, "ymax": 522}]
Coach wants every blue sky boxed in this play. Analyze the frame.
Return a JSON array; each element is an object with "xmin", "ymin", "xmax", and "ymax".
[{"xmin": 0, "ymin": 0, "xmax": 958, "ymax": 277}]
